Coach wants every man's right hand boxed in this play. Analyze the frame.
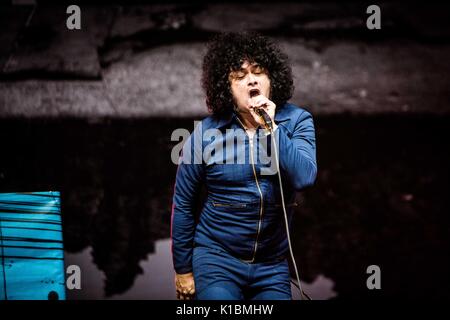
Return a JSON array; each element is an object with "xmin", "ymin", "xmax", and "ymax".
[{"xmin": 175, "ymin": 272, "xmax": 196, "ymax": 300}]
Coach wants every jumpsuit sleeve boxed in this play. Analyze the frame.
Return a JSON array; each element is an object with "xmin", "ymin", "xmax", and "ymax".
[
  {"xmin": 274, "ymin": 109, "xmax": 317, "ymax": 190},
  {"xmin": 171, "ymin": 123, "xmax": 205, "ymax": 274}
]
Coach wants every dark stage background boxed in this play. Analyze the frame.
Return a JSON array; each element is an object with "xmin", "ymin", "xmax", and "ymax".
[{"xmin": 1, "ymin": 1, "xmax": 449, "ymax": 299}]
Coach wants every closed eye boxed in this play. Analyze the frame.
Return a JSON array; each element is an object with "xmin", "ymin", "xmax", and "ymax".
[
  {"xmin": 230, "ymin": 71, "xmax": 246, "ymax": 80},
  {"xmin": 252, "ymin": 65, "xmax": 265, "ymax": 74}
]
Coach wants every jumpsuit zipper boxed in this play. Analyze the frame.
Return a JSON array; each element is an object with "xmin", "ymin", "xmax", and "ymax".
[
  {"xmin": 249, "ymin": 136, "xmax": 264, "ymax": 263},
  {"xmin": 236, "ymin": 116, "xmax": 264, "ymax": 263}
]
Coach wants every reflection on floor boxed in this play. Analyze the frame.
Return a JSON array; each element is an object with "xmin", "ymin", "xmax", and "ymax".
[
  {"xmin": 65, "ymin": 238, "xmax": 176, "ymax": 300},
  {"xmin": 65, "ymin": 238, "xmax": 336, "ymax": 300},
  {"xmin": 293, "ymin": 275, "xmax": 337, "ymax": 300}
]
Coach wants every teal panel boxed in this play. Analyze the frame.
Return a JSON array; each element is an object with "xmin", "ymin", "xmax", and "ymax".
[{"xmin": 0, "ymin": 191, "xmax": 66, "ymax": 300}]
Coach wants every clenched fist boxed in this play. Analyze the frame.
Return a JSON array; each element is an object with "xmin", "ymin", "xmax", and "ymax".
[{"xmin": 175, "ymin": 272, "xmax": 195, "ymax": 300}]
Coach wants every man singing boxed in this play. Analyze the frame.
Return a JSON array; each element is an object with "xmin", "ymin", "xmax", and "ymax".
[{"xmin": 171, "ymin": 32, "xmax": 317, "ymax": 300}]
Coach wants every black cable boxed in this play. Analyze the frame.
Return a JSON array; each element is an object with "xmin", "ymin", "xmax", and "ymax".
[{"xmin": 270, "ymin": 126, "xmax": 311, "ymax": 301}]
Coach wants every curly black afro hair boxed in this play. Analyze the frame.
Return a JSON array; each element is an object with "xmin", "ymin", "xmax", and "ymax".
[{"xmin": 201, "ymin": 31, "xmax": 294, "ymax": 116}]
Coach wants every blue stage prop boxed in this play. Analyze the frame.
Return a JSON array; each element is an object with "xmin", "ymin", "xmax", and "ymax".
[{"xmin": 0, "ymin": 191, "xmax": 66, "ymax": 300}]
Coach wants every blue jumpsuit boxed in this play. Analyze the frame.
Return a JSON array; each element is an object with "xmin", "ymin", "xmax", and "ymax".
[{"xmin": 171, "ymin": 103, "xmax": 317, "ymax": 300}]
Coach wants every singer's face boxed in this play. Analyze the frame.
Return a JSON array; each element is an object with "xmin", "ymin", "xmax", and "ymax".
[{"xmin": 229, "ymin": 60, "xmax": 271, "ymax": 114}]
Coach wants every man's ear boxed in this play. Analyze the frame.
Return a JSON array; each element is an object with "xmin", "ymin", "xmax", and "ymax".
[{"xmin": 228, "ymin": 85, "xmax": 237, "ymax": 110}]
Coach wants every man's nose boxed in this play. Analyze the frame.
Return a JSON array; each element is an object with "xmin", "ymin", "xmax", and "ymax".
[{"xmin": 247, "ymin": 73, "xmax": 258, "ymax": 86}]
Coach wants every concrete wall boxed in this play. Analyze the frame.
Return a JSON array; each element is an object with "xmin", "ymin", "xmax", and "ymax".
[{"xmin": 1, "ymin": 2, "xmax": 450, "ymax": 118}]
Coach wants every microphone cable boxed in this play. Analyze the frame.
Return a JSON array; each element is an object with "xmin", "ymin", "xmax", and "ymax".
[{"xmin": 259, "ymin": 109, "xmax": 311, "ymax": 301}]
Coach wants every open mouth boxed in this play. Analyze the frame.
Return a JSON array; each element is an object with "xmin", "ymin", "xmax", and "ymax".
[{"xmin": 249, "ymin": 89, "xmax": 260, "ymax": 98}]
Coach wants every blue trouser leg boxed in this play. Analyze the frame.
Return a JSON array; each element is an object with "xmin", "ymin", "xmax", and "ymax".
[
  {"xmin": 192, "ymin": 246, "xmax": 292, "ymax": 300},
  {"xmin": 193, "ymin": 246, "xmax": 245, "ymax": 300},
  {"xmin": 196, "ymin": 282, "xmax": 243, "ymax": 300},
  {"xmin": 247, "ymin": 259, "xmax": 292, "ymax": 300}
]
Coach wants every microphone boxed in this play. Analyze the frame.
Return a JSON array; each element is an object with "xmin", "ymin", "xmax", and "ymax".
[{"xmin": 254, "ymin": 107, "xmax": 273, "ymax": 131}]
